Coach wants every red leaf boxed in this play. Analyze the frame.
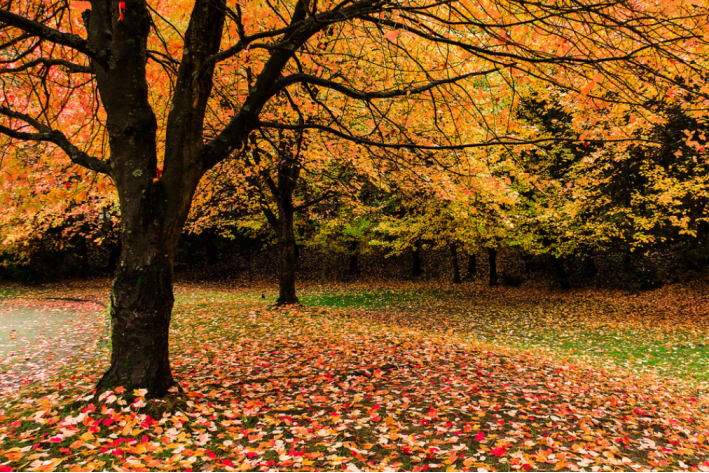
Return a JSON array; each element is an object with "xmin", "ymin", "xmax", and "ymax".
[
  {"xmin": 490, "ymin": 447, "xmax": 507, "ymax": 457},
  {"xmin": 474, "ymin": 431, "xmax": 485, "ymax": 441}
]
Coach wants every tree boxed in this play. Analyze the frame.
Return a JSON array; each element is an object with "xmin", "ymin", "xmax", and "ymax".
[{"xmin": 0, "ymin": 0, "xmax": 706, "ymax": 397}]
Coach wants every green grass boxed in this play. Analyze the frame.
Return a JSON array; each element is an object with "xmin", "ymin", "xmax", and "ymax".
[
  {"xmin": 0, "ymin": 287, "xmax": 20, "ymax": 298},
  {"xmin": 299, "ymin": 290, "xmax": 442, "ymax": 309},
  {"xmin": 299, "ymin": 289, "xmax": 709, "ymax": 383},
  {"xmin": 514, "ymin": 327, "xmax": 709, "ymax": 381}
]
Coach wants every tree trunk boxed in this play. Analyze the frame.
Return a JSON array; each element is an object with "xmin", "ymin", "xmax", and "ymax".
[
  {"xmin": 96, "ymin": 205, "xmax": 184, "ymax": 398},
  {"xmin": 348, "ymin": 240, "xmax": 360, "ymax": 275},
  {"xmin": 488, "ymin": 247, "xmax": 498, "ymax": 286},
  {"xmin": 552, "ymin": 255, "xmax": 571, "ymax": 290},
  {"xmin": 450, "ymin": 243, "xmax": 461, "ymax": 283},
  {"xmin": 276, "ymin": 207, "xmax": 299, "ymax": 305},
  {"xmin": 412, "ymin": 240, "xmax": 423, "ymax": 277},
  {"xmin": 80, "ymin": 236, "xmax": 89, "ymax": 278},
  {"xmin": 466, "ymin": 252, "xmax": 476, "ymax": 279},
  {"xmin": 107, "ymin": 240, "xmax": 121, "ymax": 274},
  {"xmin": 247, "ymin": 245, "xmax": 253, "ymax": 282}
]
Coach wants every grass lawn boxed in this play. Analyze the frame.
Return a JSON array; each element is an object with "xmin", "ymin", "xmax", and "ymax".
[{"xmin": 0, "ymin": 281, "xmax": 708, "ymax": 472}]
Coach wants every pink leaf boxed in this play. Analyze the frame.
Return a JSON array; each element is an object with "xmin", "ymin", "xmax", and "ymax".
[{"xmin": 383, "ymin": 30, "xmax": 400, "ymax": 41}]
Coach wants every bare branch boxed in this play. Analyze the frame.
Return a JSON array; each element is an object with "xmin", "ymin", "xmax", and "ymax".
[
  {"xmin": 272, "ymin": 68, "xmax": 501, "ymax": 100},
  {"xmin": 0, "ymin": 106, "xmax": 110, "ymax": 175},
  {"xmin": 0, "ymin": 8, "xmax": 110, "ymax": 65},
  {"xmin": 0, "ymin": 57, "xmax": 91, "ymax": 74}
]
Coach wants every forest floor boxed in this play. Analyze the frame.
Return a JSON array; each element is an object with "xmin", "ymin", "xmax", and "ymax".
[{"xmin": 0, "ymin": 279, "xmax": 708, "ymax": 472}]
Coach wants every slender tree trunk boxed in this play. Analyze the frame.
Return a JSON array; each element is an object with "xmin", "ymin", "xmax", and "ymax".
[
  {"xmin": 80, "ymin": 236, "xmax": 89, "ymax": 278},
  {"xmin": 698, "ymin": 220, "xmax": 709, "ymax": 246},
  {"xmin": 553, "ymin": 255, "xmax": 571, "ymax": 290},
  {"xmin": 466, "ymin": 252, "xmax": 476, "ymax": 279},
  {"xmin": 488, "ymin": 247, "xmax": 498, "ymax": 286},
  {"xmin": 450, "ymin": 243, "xmax": 461, "ymax": 283},
  {"xmin": 348, "ymin": 240, "xmax": 360, "ymax": 275},
  {"xmin": 276, "ymin": 207, "xmax": 299, "ymax": 305},
  {"xmin": 107, "ymin": 240, "xmax": 121, "ymax": 274},
  {"xmin": 412, "ymin": 240, "xmax": 423, "ymax": 277},
  {"xmin": 247, "ymin": 244, "xmax": 253, "ymax": 283}
]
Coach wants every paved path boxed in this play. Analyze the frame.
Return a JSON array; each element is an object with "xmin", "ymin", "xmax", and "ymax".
[{"xmin": 0, "ymin": 299, "xmax": 106, "ymax": 395}]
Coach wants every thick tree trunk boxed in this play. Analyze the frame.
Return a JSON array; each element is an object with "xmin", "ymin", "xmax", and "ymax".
[
  {"xmin": 488, "ymin": 247, "xmax": 498, "ymax": 286},
  {"xmin": 466, "ymin": 252, "xmax": 476, "ymax": 279},
  {"xmin": 98, "ymin": 253, "xmax": 176, "ymax": 397},
  {"xmin": 412, "ymin": 240, "xmax": 423, "ymax": 277},
  {"xmin": 450, "ymin": 243, "xmax": 461, "ymax": 283},
  {"xmin": 276, "ymin": 207, "xmax": 299, "ymax": 305},
  {"xmin": 96, "ymin": 203, "xmax": 185, "ymax": 398}
]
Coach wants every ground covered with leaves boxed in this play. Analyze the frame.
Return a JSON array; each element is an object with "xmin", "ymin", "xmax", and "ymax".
[{"xmin": 0, "ymin": 280, "xmax": 708, "ymax": 472}]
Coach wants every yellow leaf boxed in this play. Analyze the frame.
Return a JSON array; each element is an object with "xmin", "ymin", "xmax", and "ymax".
[
  {"xmin": 129, "ymin": 444, "xmax": 147, "ymax": 455},
  {"xmin": 80, "ymin": 432, "xmax": 95, "ymax": 441}
]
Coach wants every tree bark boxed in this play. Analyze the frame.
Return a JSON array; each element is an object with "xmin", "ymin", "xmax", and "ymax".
[
  {"xmin": 450, "ymin": 243, "xmax": 461, "ymax": 283},
  {"xmin": 254, "ymin": 140, "xmax": 302, "ymax": 306},
  {"xmin": 98, "ymin": 248, "xmax": 176, "ymax": 396},
  {"xmin": 276, "ymin": 205, "xmax": 299, "ymax": 305},
  {"xmin": 348, "ymin": 240, "xmax": 360, "ymax": 275},
  {"xmin": 95, "ymin": 177, "xmax": 194, "ymax": 397},
  {"xmin": 466, "ymin": 252, "xmax": 476, "ymax": 279},
  {"xmin": 80, "ymin": 236, "xmax": 89, "ymax": 278},
  {"xmin": 107, "ymin": 240, "xmax": 121, "ymax": 274},
  {"xmin": 488, "ymin": 247, "xmax": 498, "ymax": 286},
  {"xmin": 412, "ymin": 240, "xmax": 423, "ymax": 277},
  {"xmin": 552, "ymin": 255, "xmax": 571, "ymax": 290}
]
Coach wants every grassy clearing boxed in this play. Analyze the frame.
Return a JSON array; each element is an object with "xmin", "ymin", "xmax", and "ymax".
[{"xmin": 276, "ymin": 286, "xmax": 709, "ymax": 384}]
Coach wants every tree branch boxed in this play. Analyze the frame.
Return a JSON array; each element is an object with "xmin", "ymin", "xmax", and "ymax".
[
  {"xmin": 0, "ymin": 107, "xmax": 110, "ymax": 175},
  {"xmin": 0, "ymin": 8, "xmax": 110, "ymax": 66},
  {"xmin": 272, "ymin": 68, "xmax": 501, "ymax": 100},
  {"xmin": 258, "ymin": 120, "xmax": 663, "ymax": 150},
  {"xmin": 0, "ymin": 57, "xmax": 92, "ymax": 74},
  {"xmin": 294, "ymin": 189, "xmax": 334, "ymax": 211}
]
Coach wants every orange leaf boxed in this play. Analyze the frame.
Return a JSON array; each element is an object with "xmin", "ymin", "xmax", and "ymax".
[
  {"xmin": 71, "ymin": 1, "xmax": 91, "ymax": 11},
  {"xmin": 383, "ymin": 30, "xmax": 400, "ymax": 41}
]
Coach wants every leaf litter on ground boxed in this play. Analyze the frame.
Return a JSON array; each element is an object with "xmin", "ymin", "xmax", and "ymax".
[{"xmin": 0, "ymin": 279, "xmax": 708, "ymax": 472}]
